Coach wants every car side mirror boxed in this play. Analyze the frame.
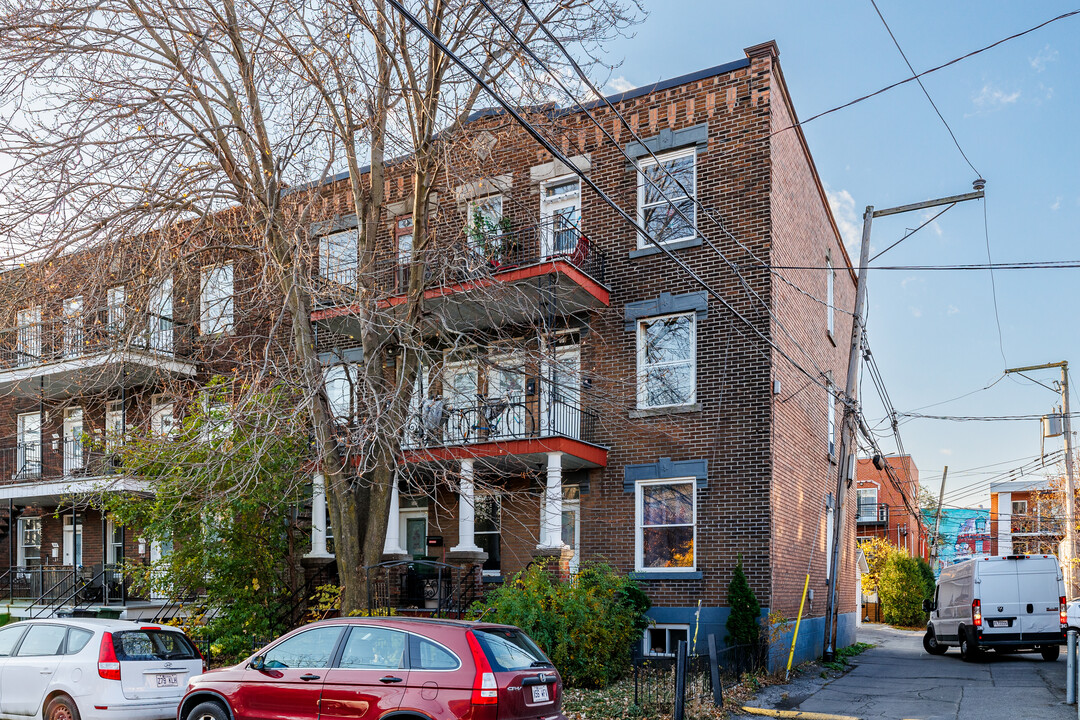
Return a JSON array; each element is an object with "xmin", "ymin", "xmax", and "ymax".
[
  {"xmin": 248, "ymin": 656, "xmax": 265, "ymax": 671},
  {"xmin": 922, "ymin": 599, "xmax": 934, "ymax": 613}
]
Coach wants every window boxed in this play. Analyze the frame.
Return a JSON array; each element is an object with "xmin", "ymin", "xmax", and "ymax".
[
  {"xmin": 395, "ymin": 217, "xmax": 413, "ymax": 291},
  {"xmin": 643, "ymin": 624, "xmax": 689, "ymax": 657},
  {"xmin": 17, "ymin": 412, "xmax": 41, "ymax": 479},
  {"xmin": 637, "ymin": 147, "xmax": 695, "ymax": 248},
  {"xmin": 466, "ymin": 195, "xmax": 505, "ymax": 258},
  {"xmin": 827, "ymin": 378, "xmax": 836, "ymax": 458},
  {"xmin": 857, "ymin": 488, "xmax": 878, "ymax": 521},
  {"xmin": 16, "ymin": 306, "xmax": 41, "ymax": 367},
  {"xmin": 472, "ymin": 628, "xmax": 551, "ymax": 672},
  {"xmin": 107, "ymin": 517, "xmax": 124, "ymax": 564},
  {"xmin": 65, "ymin": 628, "xmax": 94, "ymax": 655},
  {"xmin": 107, "ymin": 285, "xmax": 125, "ymax": 334},
  {"xmin": 475, "ymin": 494, "xmax": 501, "ymax": 576},
  {"xmin": 323, "ymin": 362, "xmax": 357, "ymax": 423},
  {"xmin": 111, "ymin": 630, "xmax": 198, "ymax": 661},
  {"xmin": 150, "ymin": 395, "xmax": 175, "ymax": 437},
  {"xmin": 200, "ymin": 264, "xmax": 234, "ymax": 335},
  {"xmin": 201, "ymin": 393, "xmax": 232, "ymax": 441},
  {"xmin": 409, "ymin": 635, "xmax": 459, "ymax": 670},
  {"xmin": 825, "ymin": 254, "xmax": 835, "ymax": 337},
  {"xmin": 0, "ymin": 626, "xmax": 26, "ymax": 657},
  {"xmin": 319, "ymin": 228, "xmax": 359, "ymax": 285},
  {"xmin": 62, "ymin": 295, "xmax": 84, "ymax": 357},
  {"xmin": 148, "ymin": 276, "xmax": 173, "ymax": 352},
  {"xmin": 338, "ymin": 627, "xmax": 406, "ymax": 670},
  {"xmin": 15, "ymin": 624, "xmax": 67, "ymax": 657},
  {"xmin": 106, "ymin": 399, "xmax": 125, "ymax": 451},
  {"xmin": 635, "ymin": 479, "xmax": 695, "ymax": 572},
  {"xmin": 541, "ymin": 177, "xmax": 581, "ymax": 257},
  {"xmin": 262, "ymin": 626, "xmax": 343, "ymax": 669},
  {"xmin": 637, "ymin": 313, "xmax": 696, "ymax": 409},
  {"xmin": 18, "ymin": 516, "xmax": 41, "ymax": 566},
  {"xmin": 1012, "ymin": 500, "xmax": 1028, "ymax": 517}
]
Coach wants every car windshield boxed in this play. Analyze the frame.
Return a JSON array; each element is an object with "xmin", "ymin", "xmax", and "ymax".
[
  {"xmin": 473, "ymin": 628, "xmax": 552, "ymax": 672},
  {"xmin": 112, "ymin": 630, "xmax": 198, "ymax": 662}
]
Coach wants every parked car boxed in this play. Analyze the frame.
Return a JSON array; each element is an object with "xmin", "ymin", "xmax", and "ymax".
[
  {"xmin": 922, "ymin": 554, "xmax": 1066, "ymax": 661},
  {"xmin": 1067, "ymin": 599, "xmax": 1080, "ymax": 632},
  {"xmin": 0, "ymin": 618, "xmax": 204, "ymax": 720},
  {"xmin": 178, "ymin": 617, "xmax": 565, "ymax": 720}
]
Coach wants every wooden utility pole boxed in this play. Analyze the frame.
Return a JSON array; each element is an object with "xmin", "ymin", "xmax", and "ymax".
[
  {"xmin": 822, "ymin": 187, "xmax": 984, "ymax": 661},
  {"xmin": 1004, "ymin": 361, "xmax": 1078, "ymax": 597}
]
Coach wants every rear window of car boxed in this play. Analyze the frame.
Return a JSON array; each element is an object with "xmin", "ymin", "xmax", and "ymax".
[
  {"xmin": 66, "ymin": 628, "xmax": 94, "ymax": 655},
  {"xmin": 473, "ymin": 628, "xmax": 552, "ymax": 672},
  {"xmin": 112, "ymin": 630, "xmax": 198, "ymax": 662}
]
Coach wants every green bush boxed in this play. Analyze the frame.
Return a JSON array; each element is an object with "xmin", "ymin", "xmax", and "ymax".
[
  {"xmin": 879, "ymin": 551, "xmax": 928, "ymax": 626},
  {"xmin": 915, "ymin": 557, "xmax": 936, "ymax": 604},
  {"xmin": 726, "ymin": 556, "xmax": 761, "ymax": 648},
  {"xmin": 473, "ymin": 560, "xmax": 649, "ymax": 688}
]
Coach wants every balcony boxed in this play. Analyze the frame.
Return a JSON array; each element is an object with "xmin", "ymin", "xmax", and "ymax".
[
  {"xmin": 312, "ymin": 219, "xmax": 610, "ymax": 336},
  {"xmin": 0, "ymin": 308, "xmax": 196, "ymax": 397},
  {"xmin": 0, "ymin": 440, "xmax": 151, "ymax": 503},
  {"xmin": 856, "ymin": 502, "xmax": 889, "ymax": 525},
  {"xmin": 400, "ymin": 395, "xmax": 607, "ymax": 470}
]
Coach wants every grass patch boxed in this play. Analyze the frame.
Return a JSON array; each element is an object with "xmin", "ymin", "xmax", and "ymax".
[{"xmin": 822, "ymin": 642, "xmax": 874, "ymax": 672}]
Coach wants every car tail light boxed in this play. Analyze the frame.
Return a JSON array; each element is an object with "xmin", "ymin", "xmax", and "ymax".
[
  {"xmin": 972, "ymin": 599, "xmax": 982, "ymax": 628},
  {"xmin": 98, "ymin": 632, "xmax": 121, "ymax": 681},
  {"xmin": 1061, "ymin": 596, "xmax": 1068, "ymax": 627},
  {"xmin": 466, "ymin": 630, "xmax": 498, "ymax": 706}
]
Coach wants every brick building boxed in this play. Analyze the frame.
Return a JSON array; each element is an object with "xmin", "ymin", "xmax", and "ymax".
[
  {"xmin": 990, "ymin": 479, "xmax": 1063, "ymax": 556},
  {"xmin": 0, "ymin": 41, "xmax": 857, "ymax": 662},
  {"xmin": 855, "ymin": 455, "xmax": 928, "ymax": 560}
]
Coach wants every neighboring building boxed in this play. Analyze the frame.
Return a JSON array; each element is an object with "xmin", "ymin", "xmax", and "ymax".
[
  {"xmin": 924, "ymin": 508, "xmax": 992, "ymax": 575},
  {"xmin": 855, "ymin": 455, "xmax": 928, "ymax": 560},
  {"xmin": 0, "ymin": 41, "xmax": 857, "ymax": 663},
  {"xmin": 990, "ymin": 479, "xmax": 1063, "ymax": 556}
]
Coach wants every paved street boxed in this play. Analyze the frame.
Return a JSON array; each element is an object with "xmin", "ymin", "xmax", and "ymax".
[{"xmin": 738, "ymin": 625, "xmax": 1073, "ymax": 720}]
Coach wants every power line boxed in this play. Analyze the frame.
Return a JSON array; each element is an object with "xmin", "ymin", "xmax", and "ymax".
[
  {"xmin": 982, "ymin": 194, "xmax": 1007, "ymax": 366},
  {"xmin": 770, "ymin": 261, "xmax": 1080, "ymax": 271},
  {"xmin": 900, "ymin": 412, "xmax": 1080, "ymax": 422},
  {"xmin": 868, "ymin": 0, "xmax": 981, "ymax": 177},
  {"xmin": 773, "ymin": 9, "xmax": 1080, "ymax": 135}
]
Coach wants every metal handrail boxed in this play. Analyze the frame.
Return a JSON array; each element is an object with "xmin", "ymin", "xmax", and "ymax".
[{"xmin": 26, "ymin": 567, "xmax": 78, "ymax": 618}]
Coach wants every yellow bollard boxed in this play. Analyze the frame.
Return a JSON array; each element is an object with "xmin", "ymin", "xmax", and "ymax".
[{"xmin": 785, "ymin": 572, "xmax": 811, "ymax": 680}]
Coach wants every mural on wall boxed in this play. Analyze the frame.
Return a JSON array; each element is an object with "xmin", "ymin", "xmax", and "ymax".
[{"xmin": 925, "ymin": 507, "xmax": 992, "ymax": 575}]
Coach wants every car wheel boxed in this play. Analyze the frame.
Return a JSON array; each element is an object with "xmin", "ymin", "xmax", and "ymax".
[
  {"xmin": 959, "ymin": 631, "xmax": 980, "ymax": 662},
  {"xmin": 1041, "ymin": 645, "xmax": 1060, "ymax": 661},
  {"xmin": 187, "ymin": 701, "xmax": 230, "ymax": 720},
  {"xmin": 45, "ymin": 695, "xmax": 80, "ymax": 720},
  {"xmin": 923, "ymin": 629, "xmax": 947, "ymax": 655}
]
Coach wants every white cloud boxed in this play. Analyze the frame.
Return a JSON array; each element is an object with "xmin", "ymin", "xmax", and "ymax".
[
  {"xmin": 971, "ymin": 84, "xmax": 1021, "ymax": 112},
  {"xmin": 825, "ymin": 186, "xmax": 860, "ymax": 258},
  {"xmin": 606, "ymin": 76, "xmax": 635, "ymax": 94},
  {"xmin": 1051, "ymin": 197, "xmax": 1062, "ymax": 211},
  {"xmin": 947, "ymin": 305, "xmax": 960, "ymax": 315},
  {"xmin": 900, "ymin": 276, "xmax": 922, "ymax": 291},
  {"xmin": 1029, "ymin": 45, "xmax": 1058, "ymax": 72},
  {"xmin": 940, "ymin": 448, "xmax": 953, "ymax": 456},
  {"xmin": 910, "ymin": 306, "xmax": 923, "ymax": 318}
]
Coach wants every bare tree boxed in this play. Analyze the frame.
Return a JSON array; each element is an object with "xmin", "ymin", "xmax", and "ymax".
[{"xmin": 0, "ymin": 0, "xmax": 639, "ymax": 612}]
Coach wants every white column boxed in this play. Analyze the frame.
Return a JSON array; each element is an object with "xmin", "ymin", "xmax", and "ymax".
[
  {"xmin": 997, "ymin": 491, "xmax": 1012, "ymax": 556},
  {"xmin": 538, "ymin": 452, "xmax": 565, "ymax": 550},
  {"xmin": 383, "ymin": 478, "xmax": 408, "ymax": 556},
  {"xmin": 451, "ymin": 458, "xmax": 483, "ymax": 553},
  {"xmin": 306, "ymin": 472, "xmax": 333, "ymax": 558}
]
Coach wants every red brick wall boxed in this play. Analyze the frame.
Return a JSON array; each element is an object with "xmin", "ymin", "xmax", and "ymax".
[{"xmin": 855, "ymin": 456, "xmax": 927, "ymax": 559}]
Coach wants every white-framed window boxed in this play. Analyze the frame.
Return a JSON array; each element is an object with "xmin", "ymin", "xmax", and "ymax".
[
  {"xmin": 475, "ymin": 493, "xmax": 501, "ymax": 577},
  {"xmin": 200, "ymin": 263, "xmax": 234, "ymax": 335},
  {"xmin": 637, "ymin": 147, "xmax": 696, "ymax": 248},
  {"xmin": 1012, "ymin": 500, "xmax": 1028, "ymax": 517},
  {"xmin": 106, "ymin": 516, "xmax": 124, "ymax": 564},
  {"xmin": 827, "ymin": 377, "xmax": 836, "ymax": 459},
  {"xmin": 323, "ymin": 362, "xmax": 357, "ymax": 423},
  {"xmin": 643, "ymin": 624, "xmax": 689, "ymax": 657},
  {"xmin": 107, "ymin": 285, "xmax": 125, "ymax": 334},
  {"xmin": 636, "ymin": 312, "xmax": 696, "ymax": 409},
  {"xmin": 148, "ymin": 276, "xmax": 173, "ymax": 352},
  {"xmin": 561, "ymin": 485, "xmax": 581, "ymax": 572},
  {"xmin": 201, "ymin": 392, "xmax": 232, "ymax": 441},
  {"xmin": 319, "ymin": 227, "xmax": 359, "ymax": 285},
  {"xmin": 17, "ymin": 411, "xmax": 41, "ymax": 479},
  {"xmin": 150, "ymin": 394, "xmax": 175, "ymax": 437},
  {"xmin": 16, "ymin": 306, "xmax": 41, "ymax": 367},
  {"xmin": 466, "ymin": 195, "xmax": 505, "ymax": 257},
  {"xmin": 540, "ymin": 176, "xmax": 581, "ymax": 257},
  {"xmin": 106, "ymin": 399, "xmax": 125, "ymax": 451},
  {"xmin": 857, "ymin": 488, "xmax": 879, "ymax": 521},
  {"xmin": 635, "ymin": 478, "xmax": 696, "ymax": 572},
  {"xmin": 825, "ymin": 254, "xmax": 835, "ymax": 338},
  {"xmin": 17, "ymin": 516, "xmax": 42, "ymax": 566},
  {"xmin": 62, "ymin": 295, "xmax": 84, "ymax": 357}
]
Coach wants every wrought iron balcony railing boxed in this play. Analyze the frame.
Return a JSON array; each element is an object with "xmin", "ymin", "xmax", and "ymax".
[
  {"xmin": 0, "ymin": 439, "xmax": 122, "ymax": 484},
  {"xmin": 856, "ymin": 502, "xmax": 889, "ymax": 524}
]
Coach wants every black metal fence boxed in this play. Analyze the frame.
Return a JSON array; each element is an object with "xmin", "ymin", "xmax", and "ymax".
[{"xmin": 404, "ymin": 394, "xmax": 598, "ymax": 449}]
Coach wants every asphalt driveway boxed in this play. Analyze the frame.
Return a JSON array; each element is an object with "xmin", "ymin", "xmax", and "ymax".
[{"xmin": 737, "ymin": 624, "xmax": 1072, "ymax": 720}]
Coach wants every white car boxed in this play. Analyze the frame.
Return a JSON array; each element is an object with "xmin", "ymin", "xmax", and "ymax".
[{"xmin": 0, "ymin": 619, "xmax": 203, "ymax": 720}]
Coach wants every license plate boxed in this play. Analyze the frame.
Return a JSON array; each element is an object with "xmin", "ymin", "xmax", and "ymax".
[
  {"xmin": 531, "ymin": 684, "xmax": 550, "ymax": 703},
  {"xmin": 154, "ymin": 674, "xmax": 179, "ymax": 688},
  {"xmin": 991, "ymin": 620, "xmax": 1008, "ymax": 628}
]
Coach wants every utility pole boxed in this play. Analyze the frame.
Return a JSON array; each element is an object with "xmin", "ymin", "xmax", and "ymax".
[
  {"xmin": 822, "ymin": 185, "xmax": 984, "ymax": 661},
  {"xmin": 1004, "ymin": 361, "xmax": 1078, "ymax": 598},
  {"xmin": 932, "ymin": 466, "xmax": 948, "ymax": 572}
]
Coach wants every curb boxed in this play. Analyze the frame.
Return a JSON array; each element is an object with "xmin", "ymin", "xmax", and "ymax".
[{"xmin": 739, "ymin": 707, "xmax": 861, "ymax": 720}]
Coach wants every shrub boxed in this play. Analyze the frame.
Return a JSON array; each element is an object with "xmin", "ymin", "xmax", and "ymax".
[
  {"xmin": 915, "ymin": 557, "xmax": 936, "ymax": 602},
  {"xmin": 473, "ymin": 560, "xmax": 649, "ymax": 688},
  {"xmin": 726, "ymin": 556, "xmax": 761, "ymax": 648},
  {"xmin": 878, "ymin": 551, "xmax": 928, "ymax": 626}
]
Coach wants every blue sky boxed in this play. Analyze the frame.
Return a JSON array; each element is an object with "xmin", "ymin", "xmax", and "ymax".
[{"xmin": 599, "ymin": 1, "xmax": 1080, "ymax": 507}]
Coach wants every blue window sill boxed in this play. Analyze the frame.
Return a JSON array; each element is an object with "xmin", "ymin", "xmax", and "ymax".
[{"xmin": 629, "ymin": 571, "xmax": 703, "ymax": 581}]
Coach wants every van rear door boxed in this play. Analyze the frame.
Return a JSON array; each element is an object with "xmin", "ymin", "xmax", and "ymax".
[
  {"xmin": 1016, "ymin": 557, "xmax": 1063, "ymax": 642},
  {"xmin": 978, "ymin": 559, "xmax": 1022, "ymax": 639}
]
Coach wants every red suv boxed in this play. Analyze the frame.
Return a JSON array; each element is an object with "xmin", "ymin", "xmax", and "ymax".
[{"xmin": 177, "ymin": 617, "xmax": 565, "ymax": 720}]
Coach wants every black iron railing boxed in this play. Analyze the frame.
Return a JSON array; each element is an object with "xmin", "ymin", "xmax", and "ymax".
[
  {"xmin": 363, "ymin": 559, "xmax": 479, "ymax": 619},
  {"xmin": 403, "ymin": 394, "xmax": 598, "ymax": 449},
  {"xmin": 0, "ymin": 439, "xmax": 121, "ymax": 484},
  {"xmin": 0, "ymin": 307, "xmax": 188, "ymax": 372}
]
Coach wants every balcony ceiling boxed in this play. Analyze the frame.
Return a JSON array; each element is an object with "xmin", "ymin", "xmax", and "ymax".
[
  {"xmin": 0, "ymin": 475, "xmax": 153, "ymax": 505},
  {"xmin": 0, "ymin": 350, "xmax": 197, "ymax": 398}
]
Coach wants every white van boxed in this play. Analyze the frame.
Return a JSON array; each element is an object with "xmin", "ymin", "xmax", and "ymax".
[{"xmin": 923, "ymin": 555, "xmax": 1066, "ymax": 661}]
